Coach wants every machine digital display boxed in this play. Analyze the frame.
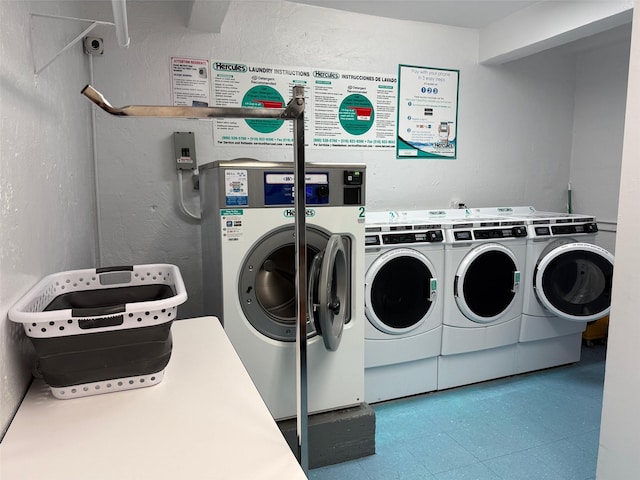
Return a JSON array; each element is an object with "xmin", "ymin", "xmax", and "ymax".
[
  {"xmin": 264, "ymin": 172, "xmax": 330, "ymax": 205},
  {"xmin": 365, "ymin": 235, "xmax": 381, "ymax": 246},
  {"xmin": 454, "ymin": 231, "xmax": 472, "ymax": 241}
]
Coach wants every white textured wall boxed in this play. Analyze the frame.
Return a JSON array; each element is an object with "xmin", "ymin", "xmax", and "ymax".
[
  {"xmin": 569, "ymin": 25, "xmax": 631, "ymax": 255},
  {"xmin": 86, "ymin": 0, "xmax": 580, "ymax": 319},
  {"xmin": 0, "ymin": 0, "xmax": 633, "ymax": 454},
  {"xmin": 597, "ymin": 2, "xmax": 640, "ymax": 477},
  {"xmin": 0, "ymin": 1, "xmax": 97, "ymax": 437}
]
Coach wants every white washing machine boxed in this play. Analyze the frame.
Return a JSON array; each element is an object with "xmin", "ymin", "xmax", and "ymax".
[
  {"xmin": 479, "ymin": 207, "xmax": 615, "ymax": 374},
  {"xmin": 200, "ymin": 159, "xmax": 366, "ymax": 420},
  {"xmin": 364, "ymin": 210, "xmax": 445, "ymax": 403},
  {"xmin": 439, "ymin": 213, "xmax": 528, "ymax": 389}
]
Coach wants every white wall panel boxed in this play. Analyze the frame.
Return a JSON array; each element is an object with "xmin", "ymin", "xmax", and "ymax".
[
  {"xmin": 0, "ymin": 0, "xmax": 96, "ymax": 437},
  {"xmin": 569, "ymin": 25, "xmax": 631, "ymax": 254},
  {"xmin": 597, "ymin": 2, "xmax": 640, "ymax": 477}
]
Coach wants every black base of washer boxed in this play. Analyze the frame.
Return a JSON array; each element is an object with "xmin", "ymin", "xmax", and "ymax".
[{"xmin": 277, "ymin": 402, "xmax": 376, "ymax": 469}]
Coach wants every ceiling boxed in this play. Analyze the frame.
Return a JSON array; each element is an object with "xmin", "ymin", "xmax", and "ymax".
[
  {"xmin": 185, "ymin": 1, "xmax": 632, "ymax": 61},
  {"xmin": 289, "ymin": 0, "xmax": 540, "ymax": 29},
  {"xmin": 286, "ymin": 0, "xmax": 633, "ymax": 61}
]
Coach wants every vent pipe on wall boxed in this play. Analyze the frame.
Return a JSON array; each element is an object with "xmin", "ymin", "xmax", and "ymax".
[{"xmin": 111, "ymin": 0, "xmax": 130, "ymax": 48}]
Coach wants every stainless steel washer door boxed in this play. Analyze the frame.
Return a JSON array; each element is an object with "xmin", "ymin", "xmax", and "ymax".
[
  {"xmin": 534, "ymin": 240, "xmax": 614, "ymax": 322},
  {"xmin": 308, "ymin": 234, "xmax": 349, "ymax": 351},
  {"xmin": 238, "ymin": 224, "xmax": 352, "ymax": 346}
]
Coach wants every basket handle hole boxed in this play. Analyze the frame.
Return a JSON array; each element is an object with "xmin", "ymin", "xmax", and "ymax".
[{"xmin": 99, "ymin": 271, "xmax": 132, "ymax": 286}]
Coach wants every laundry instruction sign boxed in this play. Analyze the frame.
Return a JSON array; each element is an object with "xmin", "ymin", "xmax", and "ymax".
[
  {"xmin": 397, "ymin": 64, "xmax": 459, "ymax": 159},
  {"xmin": 208, "ymin": 60, "xmax": 396, "ymax": 150},
  {"xmin": 211, "ymin": 61, "xmax": 307, "ymax": 147},
  {"xmin": 311, "ymin": 69, "xmax": 396, "ymax": 150}
]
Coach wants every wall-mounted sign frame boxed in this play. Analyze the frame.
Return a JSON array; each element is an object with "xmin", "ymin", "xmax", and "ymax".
[
  {"xmin": 170, "ymin": 57, "xmax": 211, "ymax": 107},
  {"xmin": 396, "ymin": 64, "xmax": 459, "ymax": 159},
  {"xmin": 203, "ymin": 60, "xmax": 397, "ymax": 150}
]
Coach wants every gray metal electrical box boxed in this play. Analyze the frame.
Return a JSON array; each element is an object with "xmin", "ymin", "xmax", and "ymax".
[{"xmin": 173, "ymin": 132, "xmax": 196, "ymax": 170}]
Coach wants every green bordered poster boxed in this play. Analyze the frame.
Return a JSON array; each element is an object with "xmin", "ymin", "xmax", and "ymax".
[
  {"xmin": 396, "ymin": 64, "xmax": 459, "ymax": 159},
  {"xmin": 208, "ymin": 60, "xmax": 397, "ymax": 150}
]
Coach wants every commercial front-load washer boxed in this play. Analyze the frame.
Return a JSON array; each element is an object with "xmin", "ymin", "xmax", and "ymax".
[
  {"xmin": 200, "ymin": 159, "xmax": 366, "ymax": 420},
  {"xmin": 364, "ymin": 210, "xmax": 445, "ymax": 403},
  {"xmin": 479, "ymin": 207, "xmax": 615, "ymax": 374},
  {"xmin": 439, "ymin": 214, "xmax": 528, "ymax": 390}
]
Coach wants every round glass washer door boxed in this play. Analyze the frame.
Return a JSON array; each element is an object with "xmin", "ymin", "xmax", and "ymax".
[
  {"xmin": 534, "ymin": 239, "xmax": 614, "ymax": 322},
  {"xmin": 238, "ymin": 224, "xmax": 352, "ymax": 349},
  {"xmin": 454, "ymin": 243, "xmax": 521, "ymax": 324},
  {"xmin": 365, "ymin": 248, "xmax": 438, "ymax": 335}
]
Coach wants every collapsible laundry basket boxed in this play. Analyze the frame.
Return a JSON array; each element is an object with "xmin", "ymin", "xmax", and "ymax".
[{"xmin": 9, "ymin": 264, "xmax": 187, "ymax": 399}]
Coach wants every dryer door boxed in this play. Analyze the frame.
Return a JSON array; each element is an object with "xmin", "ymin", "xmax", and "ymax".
[
  {"xmin": 454, "ymin": 243, "xmax": 521, "ymax": 323},
  {"xmin": 534, "ymin": 240, "xmax": 614, "ymax": 322},
  {"xmin": 365, "ymin": 248, "xmax": 438, "ymax": 334},
  {"xmin": 308, "ymin": 234, "xmax": 350, "ymax": 351}
]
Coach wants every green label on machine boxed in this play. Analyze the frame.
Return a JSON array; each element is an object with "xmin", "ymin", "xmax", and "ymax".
[{"xmin": 221, "ymin": 209, "xmax": 244, "ymax": 216}]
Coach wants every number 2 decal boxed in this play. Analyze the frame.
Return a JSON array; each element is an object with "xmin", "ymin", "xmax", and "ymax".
[{"xmin": 359, "ymin": 206, "xmax": 365, "ymax": 218}]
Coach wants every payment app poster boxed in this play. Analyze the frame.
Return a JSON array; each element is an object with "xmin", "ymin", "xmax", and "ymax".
[{"xmin": 397, "ymin": 64, "xmax": 459, "ymax": 159}]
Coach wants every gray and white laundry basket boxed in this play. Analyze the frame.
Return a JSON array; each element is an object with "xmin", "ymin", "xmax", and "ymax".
[{"xmin": 9, "ymin": 264, "xmax": 187, "ymax": 399}]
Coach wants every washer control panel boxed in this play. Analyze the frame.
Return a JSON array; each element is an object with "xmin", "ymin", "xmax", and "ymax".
[
  {"xmin": 533, "ymin": 222, "xmax": 598, "ymax": 237},
  {"xmin": 365, "ymin": 228, "xmax": 444, "ymax": 247},
  {"xmin": 201, "ymin": 160, "xmax": 366, "ymax": 208},
  {"xmin": 264, "ymin": 172, "xmax": 330, "ymax": 205},
  {"xmin": 473, "ymin": 226, "xmax": 527, "ymax": 240},
  {"xmin": 382, "ymin": 231, "xmax": 444, "ymax": 244},
  {"xmin": 262, "ymin": 169, "xmax": 365, "ymax": 206},
  {"xmin": 449, "ymin": 221, "xmax": 527, "ymax": 243}
]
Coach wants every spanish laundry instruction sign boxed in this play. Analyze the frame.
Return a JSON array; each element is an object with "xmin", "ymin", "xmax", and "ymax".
[
  {"xmin": 312, "ymin": 69, "xmax": 396, "ymax": 149},
  {"xmin": 208, "ymin": 60, "xmax": 397, "ymax": 150},
  {"xmin": 397, "ymin": 64, "xmax": 459, "ymax": 159}
]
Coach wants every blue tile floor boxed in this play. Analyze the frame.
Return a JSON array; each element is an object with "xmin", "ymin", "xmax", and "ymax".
[{"xmin": 309, "ymin": 343, "xmax": 606, "ymax": 480}]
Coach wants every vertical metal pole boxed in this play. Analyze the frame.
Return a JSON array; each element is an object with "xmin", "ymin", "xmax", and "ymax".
[{"xmin": 292, "ymin": 85, "xmax": 308, "ymax": 473}]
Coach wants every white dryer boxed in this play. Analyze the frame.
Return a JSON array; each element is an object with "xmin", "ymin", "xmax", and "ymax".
[
  {"xmin": 200, "ymin": 159, "xmax": 366, "ymax": 420},
  {"xmin": 439, "ymin": 214, "xmax": 528, "ymax": 389},
  {"xmin": 364, "ymin": 211, "xmax": 445, "ymax": 403},
  {"xmin": 485, "ymin": 207, "xmax": 615, "ymax": 374}
]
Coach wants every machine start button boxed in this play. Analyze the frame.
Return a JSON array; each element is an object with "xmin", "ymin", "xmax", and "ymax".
[{"xmin": 344, "ymin": 171, "xmax": 363, "ymax": 185}]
